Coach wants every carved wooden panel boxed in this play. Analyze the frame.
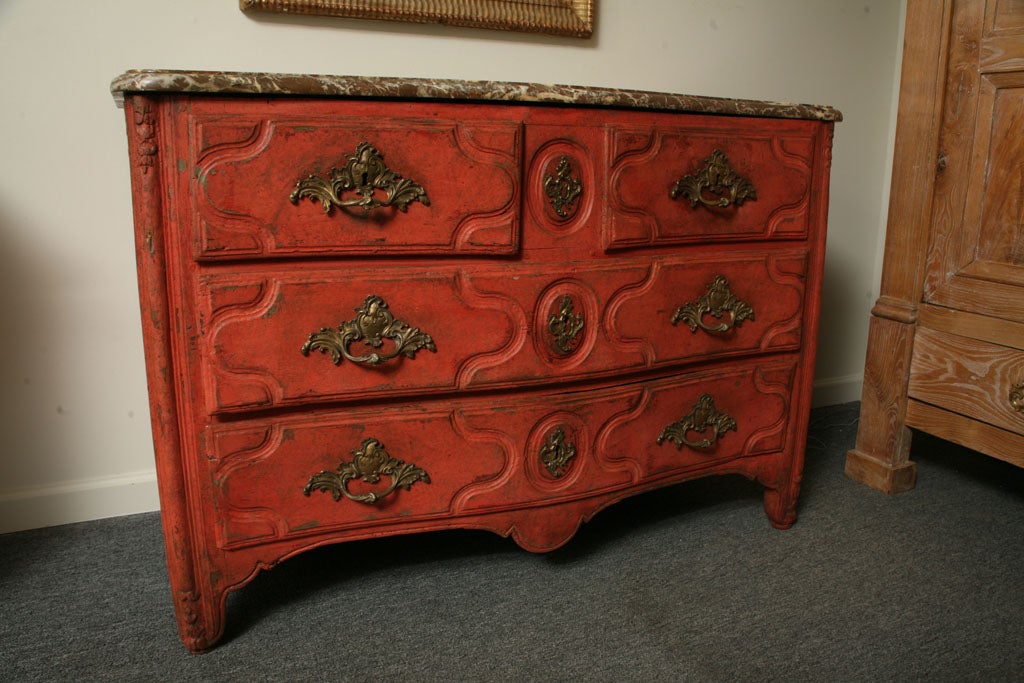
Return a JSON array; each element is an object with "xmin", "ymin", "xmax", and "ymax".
[
  {"xmin": 210, "ymin": 406, "xmax": 509, "ymax": 549},
  {"xmin": 925, "ymin": 1, "xmax": 1024, "ymax": 321},
  {"xmin": 525, "ymin": 128, "xmax": 598, "ymax": 235},
  {"xmin": 198, "ymin": 266, "xmax": 516, "ymax": 412}
]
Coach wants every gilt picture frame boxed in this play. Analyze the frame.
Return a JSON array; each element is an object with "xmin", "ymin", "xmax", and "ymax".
[{"xmin": 239, "ymin": 0, "xmax": 595, "ymax": 38}]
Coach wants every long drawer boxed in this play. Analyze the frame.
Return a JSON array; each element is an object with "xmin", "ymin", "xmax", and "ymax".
[
  {"xmin": 197, "ymin": 250, "xmax": 808, "ymax": 414},
  {"xmin": 208, "ymin": 358, "xmax": 798, "ymax": 549}
]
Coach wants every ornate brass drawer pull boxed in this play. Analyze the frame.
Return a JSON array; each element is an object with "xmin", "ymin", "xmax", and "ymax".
[
  {"xmin": 540, "ymin": 427, "xmax": 576, "ymax": 478},
  {"xmin": 301, "ymin": 295, "xmax": 436, "ymax": 366},
  {"xmin": 670, "ymin": 149, "xmax": 756, "ymax": 209},
  {"xmin": 1011, "ymin": 382, "xmax": 1024, "ymax": 413},
  {"xmin": 657, "ymin": 394, "xmax": 737, "ymax": 451},
  {"xmin": 304, "ymin": 437, "xmax": 430, "ymax": 505},
  {"xmin": 671, "ymin": 275, "xmax": 754, "ymax": 334},
  {"xmin": 290, "ymin": 141, "xmax": 430, "ymax": 214}
]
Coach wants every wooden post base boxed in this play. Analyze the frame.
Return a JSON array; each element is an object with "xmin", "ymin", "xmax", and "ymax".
[{"xmin": 844, "ymin": 448, "xmax": 917, "ymax": 494}]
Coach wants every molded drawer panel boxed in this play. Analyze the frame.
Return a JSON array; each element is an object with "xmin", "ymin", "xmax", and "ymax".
[
  {"xmin": 181, "ymin": 99, "xmax": 522, "ymax": 260},
  {"xmin": 606, "ymin": 118, "xmax": 819, "ymax": 250},
  {"xmin": 197, "ymin": 252, "xmax": 807, "ymax": 414},
  {"xmin": 209, "ymin": 359, "xmax": 797, "ymax": 550},
  {"xmin": 608, "ymin": 250, "xmax": 807, "ymax": 366}
]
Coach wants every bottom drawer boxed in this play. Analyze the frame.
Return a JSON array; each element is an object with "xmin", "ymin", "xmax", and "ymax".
[
  {"xmin": 909, "ymin": 327, "xmax": 1024, "ymax": 436},
  {"xmin": 208, "ymin": 359, "xmax": 798, "ymax": 550}
]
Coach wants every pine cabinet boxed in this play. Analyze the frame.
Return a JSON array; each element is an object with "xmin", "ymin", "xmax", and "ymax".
[{"xmin": 848, "ymin": 0, "xmax": 1024, "ymax": 492}]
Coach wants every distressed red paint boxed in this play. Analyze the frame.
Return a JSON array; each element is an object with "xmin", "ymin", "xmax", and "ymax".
[{"xmin": 117, "ymin": 76, "xmax": 835, "ymax": 652}]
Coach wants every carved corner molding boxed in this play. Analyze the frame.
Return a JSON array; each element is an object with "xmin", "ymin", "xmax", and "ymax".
[{"xmin": 132, "ymin": 100, "xmax": 158, "ymax": 174}]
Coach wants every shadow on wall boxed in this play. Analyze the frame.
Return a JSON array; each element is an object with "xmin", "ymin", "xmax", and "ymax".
[
  {"xmin": 813, "ymin": 192, "xmax": 873, "ymax": 399},
  {"xmin": 0, "ymin": 198, "xmax": 80, "ymax": 505}
]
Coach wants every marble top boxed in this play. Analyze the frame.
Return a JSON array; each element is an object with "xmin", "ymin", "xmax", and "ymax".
[{"xmin": 111, "ymin": 70, "xmax": 842, "ymax": 122}]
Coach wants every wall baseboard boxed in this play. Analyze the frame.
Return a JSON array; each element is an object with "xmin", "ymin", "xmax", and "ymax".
[
  {"xmin": 0, "ymin": 471, "xmax": 159, "ymax": 535},
  {"xmin": 812, "ymin": 373, "xmax": 863, "ymax": 408},
  {"xmin": 0, "ymin": 376, "xmax": 863, "ymax": 534}
]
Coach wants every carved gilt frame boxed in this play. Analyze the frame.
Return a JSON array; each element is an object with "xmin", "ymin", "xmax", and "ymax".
[{"xmin": 240, "ymin": 0, "xmax": 595, "ymax": 38}]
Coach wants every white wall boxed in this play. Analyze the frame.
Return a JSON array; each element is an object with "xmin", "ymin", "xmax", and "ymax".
[{"xmin": 0, "ymin": 0, "xmax": 904, "ymax": 532}]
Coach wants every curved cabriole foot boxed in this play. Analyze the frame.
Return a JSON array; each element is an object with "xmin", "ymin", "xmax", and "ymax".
[
  {"xmin": 174, "ymin": 588, "xmax": 227, "ymax": 654},
  {"xmin": 762, "ymin": 486, "xmax": 797, "ymax": 530},
  {"xmin": 739, "ymin": 460, "xmax": 799, "ymax": 530}
]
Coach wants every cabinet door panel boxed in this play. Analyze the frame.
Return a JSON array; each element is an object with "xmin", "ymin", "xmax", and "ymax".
[{"xmin": 925, "ymin": 0, "xmax": 1024, "ymax": 322}]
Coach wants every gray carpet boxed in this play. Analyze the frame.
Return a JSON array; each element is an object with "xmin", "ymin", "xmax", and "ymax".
[{"xmin": 2, "ymin": 402, "xmax": 1023, "ymax": 681}]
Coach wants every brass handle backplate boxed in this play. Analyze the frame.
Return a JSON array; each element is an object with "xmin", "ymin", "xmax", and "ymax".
[
  {"xmin": 290, "ymin": 141, "xmax": 430, "ymax": 214},
  {"xmin": 543, "ymin": 155, "xmax": 583, "ymax": 219},
  {"xmin": 304, "ymin": 437, "xmax": 430, "ymax": 505},
  {"xmin": 670, "ymin": 149, "xmax": 756, "ymax": 209},
  {"xmin": 1011, "ymin": 382, "xmax": 1024, "ymax": 413},
  {"xmin": 301, "ymin": 295, "xmax": 436, "ymax": 366},
  {"xmin": 657, "ymin": 393, "xmax": 737, "ymax": 451},
  {"xmin": 547, "ymin": 295, "xmax": 585, "ymax": 355},
  {"xmin": 671, "ymin": 275, "xmax": 754, "ymax": 334},
  {"xmin": 539, "ymin": 426, "xmax": 576, "ymax": 478}
]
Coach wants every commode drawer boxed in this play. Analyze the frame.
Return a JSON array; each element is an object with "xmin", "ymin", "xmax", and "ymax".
[
  {"xmin": 606, "ymin": 116, "xmax": 821, "ymax": 250},
  {"xmin": 197, "ymin": 251, "xmax": 807, "ymax": 414},
  {"xmin": 909, "ymin": 327, "xmax": 1024, "ymax": 437},
  {"xmin": 209, "ymin": 358, "xmax": 798, "ymax": 550},
  {"xmin": 179, "ymin": 98, "xmax": 522, "ymax": 260}
]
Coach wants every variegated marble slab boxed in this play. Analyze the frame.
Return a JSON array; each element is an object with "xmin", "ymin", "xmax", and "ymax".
[{"xmin": 111, "ymin": 70, "xmax": 841, "ymax": 121}]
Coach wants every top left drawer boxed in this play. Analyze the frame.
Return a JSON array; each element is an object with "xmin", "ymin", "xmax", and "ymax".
[{"xmin": 173, "ymin": 98, "xmax": 523, "ymax": 261}]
